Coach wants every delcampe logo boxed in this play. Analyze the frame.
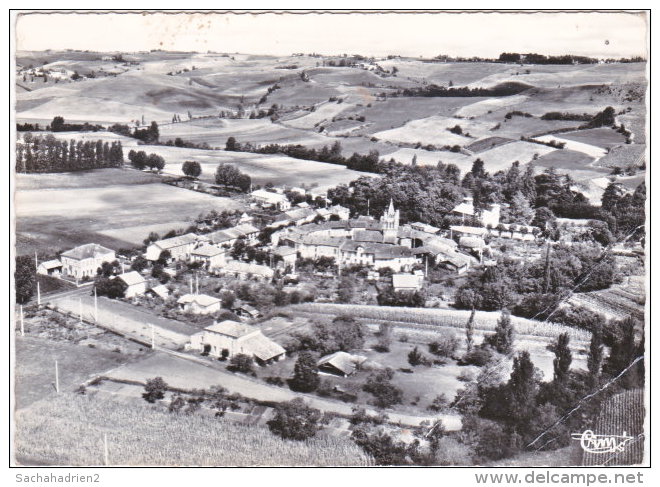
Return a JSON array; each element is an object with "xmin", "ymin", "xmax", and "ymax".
[{"xmin": 572, "ymin": 430, "xmax": 635, "ymax": 454}]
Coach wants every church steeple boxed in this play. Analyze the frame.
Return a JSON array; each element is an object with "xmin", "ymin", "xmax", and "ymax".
[{"xmin": 381, "ymin": 198, "xmax": 400, "ymax": 240}]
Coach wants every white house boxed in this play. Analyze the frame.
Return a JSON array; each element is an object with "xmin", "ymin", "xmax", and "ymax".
[
  {"xmin": 190, "ymin": 245, "xmax": 227, "ymax": 269},
  {"xmin": 251, "ymin": 189, "xmax": 291, "ymax": 211},
  {"xmin": 451, "ymin": 197, "xmax": 500, "ymax": 228},
  {"xmin": 177, "ymin": 293, "xmax": 222, "ymax": 314},
  {"xmin": 392, "ymin": 273, "xmax": 424, "ymax": 292},
  {"xmin": 145, "ymin": 233, "xmax": 201, "ymax": 262},
  {"xmin": 189, "ymin": 320, "xmax": 285, "ymax": 365},
  {"xmin": 60, "ymin": 243, "xmax": 116, "ymax": 280},
  {"xmin": 116, "ymin": 271, "xmax": 148, "ymax": 298},
  {"xmin": 219, "ymin": 260, "xmax": 275, "ymax": 280}
]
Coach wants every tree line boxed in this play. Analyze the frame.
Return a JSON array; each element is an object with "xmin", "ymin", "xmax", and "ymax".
[{"xmin": 16, "ymin": 133, "xmax": 124, "ymax": 173}]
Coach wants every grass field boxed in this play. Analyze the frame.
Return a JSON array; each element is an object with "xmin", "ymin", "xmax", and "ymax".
[
  {"xmin": 477, "ymin": 141, "xmax": 556, "ymax": 173},
  {"xmin": 14, "ymin": 336, "xmax": 146, "ymax": 410},
  {"xmin": 14, "ymin": 393, "xmax": 372, "ymax": 466},
  {"xmin": 558, "ymin": 128, "xmax": 628, "ymax": 149},
  {"xmin": 15, "ymin": 169, "xmax": 244, "ymax": 254}
]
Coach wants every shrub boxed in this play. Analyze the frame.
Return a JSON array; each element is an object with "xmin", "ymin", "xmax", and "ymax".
[
  {"xmin": 142, "ymin": 377, "xmax": 168, "ymax": 403},
  {"xmin": 267, "ymin": 398, "xmax": 321, "ymax": 441},
  {"xmin": 428, "ymin": 333, "xmax": 460, "ymax": 358},
  {"xmin": 227, "ymin": 354, "xmax": 254, "ymax": 374}
]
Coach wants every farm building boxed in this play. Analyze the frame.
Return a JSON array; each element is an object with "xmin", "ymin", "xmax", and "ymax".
[
  {"xmin": 451, "ymin": 197, "xmax": 500, "ymax": 228},
  {"xmin": 449, "ymin": 225, "xmax": 488, "ymax": 240},
  {"xmin": 116, "ymin": 271, "xmax": 148, "ymax": 298},
  {"xmin": 189, "ymin": 320, "xmax": 285, "ymax": 365},
  {"xmin": 231, "ymin": 302, "xmax": 261, "ymax": 319},
  {"xmin": 219, "ymin": 260, "xmax": 275, "ymax": 281},
  {"xmin": 392, "ymin": 273, "xmax": 424, "ymax": 292},
  {"xmin": 147, "ymin": 284, "xmax": 170, "ymax": 300},
  {"xmin": 318, "ymin": 351, "xmax": 367, "ymax": 377},
  {"xmin": 269, "ymin": 207, "xmax": 318, "ymax": 228},
  {"xmin": 251, "ymin": 189, "xmax": 291, "ymax": 211},
  {"xmin": 145, "ymin": 233, "xmax": 203, "ymax": 262},
  {"xmin": 60, "ymin": 243, "xmax": 116, "ymax": 280},
  {"xmin": 177, "ymin": 293, "xmax": 222, "ymax": 314},
  {"xmin": 37, "ymin": 259, "xmax": 63, "ymax": 276},
  {"xmin": 190, "ymin": 245, "xmax": 227, "ymax": 269}
]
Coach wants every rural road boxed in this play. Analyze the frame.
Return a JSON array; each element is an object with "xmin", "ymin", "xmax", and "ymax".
[{"xmin": 103, "ymin": 351, "xmax": 462, "ymax": 430}]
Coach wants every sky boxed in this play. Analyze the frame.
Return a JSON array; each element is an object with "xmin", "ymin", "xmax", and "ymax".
[{"xmin": 15, "ymin": 11, "xmax": 648, "ymax": 59}]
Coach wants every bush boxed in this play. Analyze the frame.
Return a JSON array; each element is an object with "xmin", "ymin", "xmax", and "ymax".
[
  {"xmin": 461, "ymin": 347, "xmax": 493, "ymax": 367},
  {"xmin": 427, "ymin": 393, "xmax": 449, "ymax": 412},
  {"xmin": 363, "ymin": 369, "xmax": 403, "ymax": 409},
  {"xmin": 428, "ymin": 333, "xmax": 460, "ymax": 358},
  {"xmin": 267, "ymin": 398, "xmax": 321, "ymax": 441},
  {"xmin": 142, "ymin": 377, "xmax": 168, "ymax": 403},
  {"xmin": 227, "ymin": 354, "xmax": 254, "ymax": 374}
]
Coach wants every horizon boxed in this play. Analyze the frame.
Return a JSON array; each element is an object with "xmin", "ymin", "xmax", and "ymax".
[{"xmin": 15, "ymin": 11, "xmax": 648, "ymax": 59}]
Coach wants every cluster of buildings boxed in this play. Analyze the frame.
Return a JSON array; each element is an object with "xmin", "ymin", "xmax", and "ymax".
[{"xmin": 271, "ymin": 200, "xmax": 475, "ymax": 275}]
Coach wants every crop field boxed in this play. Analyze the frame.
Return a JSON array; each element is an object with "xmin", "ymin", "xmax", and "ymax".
[
  {"xmin": 15, "ymin": 171, "xmax": 244, "ymax": 254},
  {"xmin": 477, "ymin": 141, "xmax": 556, "ymax": 173},
  {"xmin": 465, "ymin": 136, "xmax": 514, "ymax": 154},
  {"xmin": 558, "ymin": 128, "xmax": 628, "ymax": 149},
  {"xmin": 455, "ymin": 94, "xmax": 529, "ymax": 118},
  {"xmin": 596, "ymin": 144, "xmax": 646, "ymax": 169},
  {"xmin": 14, "ymin": 393, "xmax": 372, "ymax": 466},
  {"xmin": 533, "ymin": 149, "xmax": 598, "ymax": 172},
  {"xmin": 373, "ymin": 115, "xmax": 492, "ymax": 147}
]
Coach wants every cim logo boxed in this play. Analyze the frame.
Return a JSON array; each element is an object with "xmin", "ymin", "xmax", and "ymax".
[{"xmin": 572, "ymin": 430, "xmax": 635, "ymax": 454}]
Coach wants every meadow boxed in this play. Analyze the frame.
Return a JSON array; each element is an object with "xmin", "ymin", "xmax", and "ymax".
[{"xmin": 14, "ymin": 393, "xmax": 372, "ymax": 466}]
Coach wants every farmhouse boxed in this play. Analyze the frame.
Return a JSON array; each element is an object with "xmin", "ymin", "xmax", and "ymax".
[
  {"xmin": 190, "ymin": 245, "xmax": 227, "ymax": 269},
  {"xmin": 60, "ymin": 243, "xmax": 116, "ymax": 280},
  {"xmin": 145, "ymin": 233, "xmax": 202, "ymax": 262},
  {"xmin": 219, "ymin": 260, "xmax": 275, "ymax": 280},
  {"xmin": 189, "ymin": 320, "xmax": 285, "ymax": 365},
  {"xmin": 147, "ymin": 284, "xmax": 170, "ymax": 300},
  {"xmin": 116, "ymin": 271, "xmax": 148, "ymax": 298},
  {"xmin": 37, "ymin": 259, "xmax": 63, "ymax": 276},
  {"xmin": 251, "ymin": 189, "xmax": 291, "ymax": 210},
  {"xmin": 318, "ymin": 351, "xmax": 367, "ymax": 377},
  {"xmin": 231, "ymin": 302, "xmax": 261, "ymax": 319},
  {"xmin": 207, "ymin": 223, "xmax": 260, "ymax": 247},
  {"xmin": 177, "ymin": 293, "xmax": 222, "ymax": 314},
  {"xmin": 273, "ymin": 246, "xmax": 298, "ymax": 270}
]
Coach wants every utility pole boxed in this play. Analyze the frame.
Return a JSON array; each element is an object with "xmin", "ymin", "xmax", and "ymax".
[
  {"xmin": 34, "ymin": 250, "xmax": 38, "ymax": 270},
  {"xmin": 103, "ymin": 434, "xmax": 109, "ymax": 466},
  {"xmin": 79, "ymin": 297, "xmax": 83, "ymax": 324},
  {"xmin": 55, "ymin": 360, "xmax": 60, "ymax": 393},
  {"xmin": 94, "ymin": 288, "xmax": 98, "ymax": 323},
  {"xmin": 151, "ymin": 325, "xmax": 155, "ymax": 349},
  {"xmin": 37, "ymin": 282, "xmax": 41, "ymax": 307},
  {"xmin": 19, "ymin": 305, "xmax": 24, "ymax": 337},
  {"xmin": 189, "ymin": 277, "xmax": 193, "ymax": 294},
  {"xmin": 196, "ymin": 273, "xmax": 199, "ymax": 295}
]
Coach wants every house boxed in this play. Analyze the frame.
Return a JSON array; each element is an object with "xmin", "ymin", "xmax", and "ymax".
[
  {"xmin": 219, "ymin": 260, "xmax": 275, "ymax": 280},
  {"xmin": 207, "ymin": 223, "xmax": 260, "ymax": 247},
  {"xmin": 451, "ymin": 197, "xmax": 500, "ymax": 227},
  {"xmin": 392, "ymin": 273, "xmax": 423, "ymax": 292},
  {"xmin": 410, "ymin": 222, "xmax": 440, "ymax": 234},
  {"xmin": 177, "ymin": 293, "xmax": 222, "ymax": 314},
  {"xmin": 231, "ymin": 302, "xmax": 261, "ymax": 319},
  {"xmin": 449, "ymin": 225, "xmax": 488, "ymax": 240},
  {"xmin": 189, "ymin": 320, "xmax": 285, "ymax": 365},
  {"xmin": 190, "ymin": 245, "xmax": 227, "ymax": 269},
  {"xmin": 273, "ymin": 246, "xmax": 298, "ymax": 271},
  {"xmin": 147, "ymin": 284, "xmax": 171, "ymax": 300},
  {"xmin": 145, "ymin": 233, "xmax": 201, "ymax": 262},
  {"xmin": 318, "ymin": 351, "xmax": 367, "ymax": 377},
  {"xmin": 37, "ymin": 259, "xmax": 62, "ymax": 276},
  {"xmin": 238, "ymin": 212, "xmax": 254, "ymax": 225},
  {"xmin": 60, "ymin": 243, "xmax": 116, "ymax": 280},
  {"xmin": 251, "ymin": 189, "xmax": 291, "ymax": 210},
  {"xmin": 116, "ymin": 271, "xmax": 148, "ymax": 298}
]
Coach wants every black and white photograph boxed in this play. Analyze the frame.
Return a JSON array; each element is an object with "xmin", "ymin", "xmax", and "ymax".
[{"xmin": 9, "ymin": 9, "xmax": 650, "ymax": 471}]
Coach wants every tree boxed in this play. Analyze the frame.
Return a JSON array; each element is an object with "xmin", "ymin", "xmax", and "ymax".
[
  {"xmin": 374, "ymin": 323, "xmax": 392, "ymax": 352},
  {"xmin": 363, "ymin": 369, "xmax": 403, "ymax": 408},
  {"xmin": 228, "ymin": 353, "xmax": 254, "ymax": 374},
  {"xmin": 267, "ymin": 398, "xmax": 321, "ymax": 440},
  {"xmin": 182, "ymin": 160, "xmax": 202, "ymax": 178},
  {"xmin": 15, "ymin": 255, "xmax": 36, "ymax": 304},
  {"xmin": 408, "ymin": 346, "xmax": 426, "ymax": 366},
  {"xmin": 336, "ymin": 276, "xmax": 354, "ymax": 303},
  {"xmin": 290, "ymin": 351, "xmax": 320, "ymax": 392},
  {"xmin": 142, "ymin": 377, "xmax": 168, "ymax": 403},
  {"xmin": 587, "ymin": 319, "xmax": 604, "ymax": 387},
  {"xmin": 508, "ymin": 191, "xmax": 535, "ymax": 224},
  {"xmin": 146, "ymin": 153, "xmax": 165, "ymax": 172},
  {"xmin": 465, "ymin": 308, "xmax": 475, "ymax": 352},
  {"xmin": 131, "ymin": 255, "xmax": 149, "ymax": 273},
  {"xmin": 601, "ymin": 182, "xmax": 625, "ymax": 212},
  {"xmin": 94, "ymin": 277, "xmax": 127, "ymax": 299},
  {"xmin": 485, "ymin": 309, "xmax": 514, "ymax": 355},
  {"xmin": 225, "ymin": 137, "xmax": 239, "ymax": 151},
  {"xmin": 550, "ymin": 332, "xmax": 572, "ymax": 384}
]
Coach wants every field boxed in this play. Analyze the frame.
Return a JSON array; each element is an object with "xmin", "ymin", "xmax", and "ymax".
[
  {"xmin": 14, "ymin": 335, "xmax": 146, "ymax": 410},
  {"xmin": 559, "ymin": 128, "xmax": 628, "ymax": 149},
  {"xmin": 15, "ymin": 168, "xmax": 245, "ymax": 255},
  {"xmin": 477, "ymin": 141, "xmax": 556, "ymax": 173},
  {"xmin": 14, "ymin": 393, "xmax": 372, "ymax": 466}
]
